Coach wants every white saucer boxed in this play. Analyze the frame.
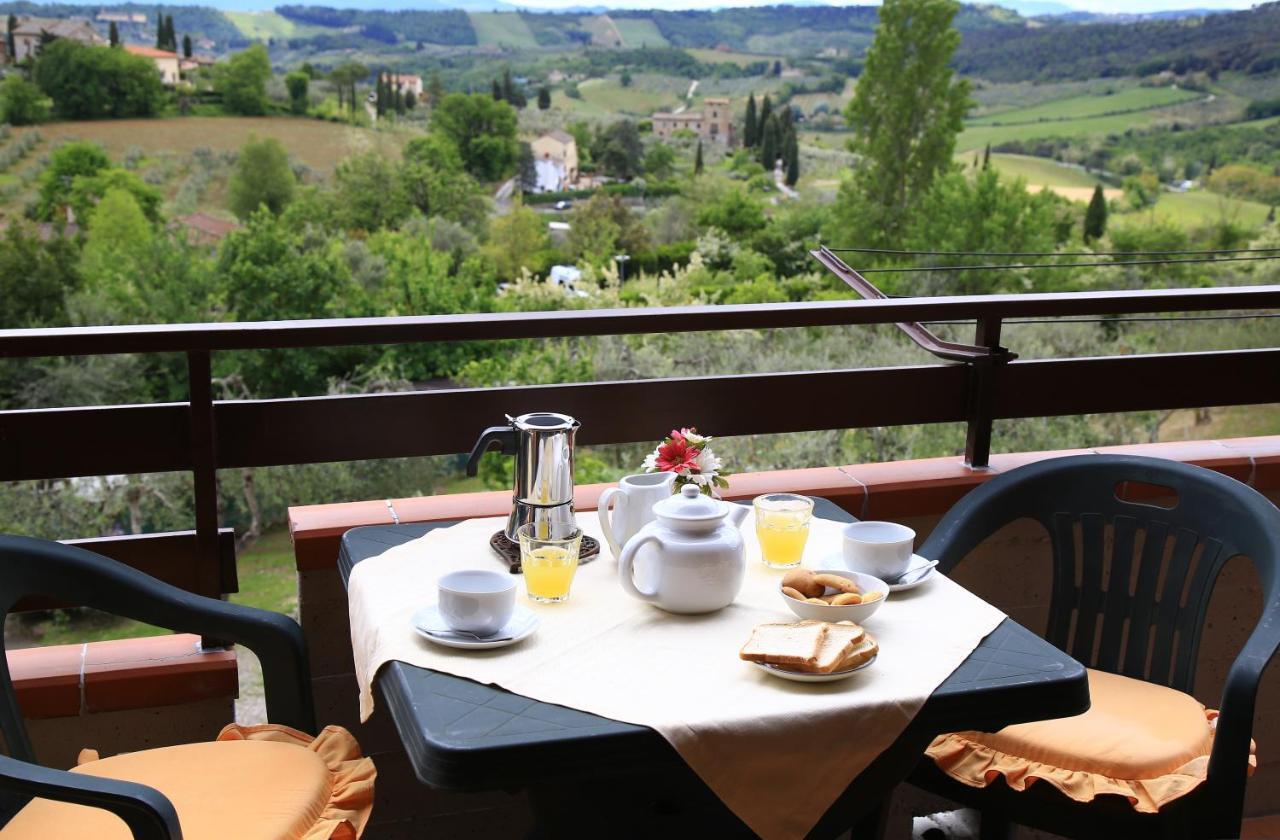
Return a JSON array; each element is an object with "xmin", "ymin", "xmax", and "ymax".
[
  {"xmin": 411, "ymin": 605, "xmax": 539, "ymax": 650},
  {"xmin": 817, "ymin": 553, "xmax": 937, "ymax": 592},
  {"xmin": 754, "ymin": 655, "xmax": 877, "ymax": 683}
]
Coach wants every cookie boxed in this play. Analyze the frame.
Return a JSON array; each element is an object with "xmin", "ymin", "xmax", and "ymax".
[
  {"xmin": 782, "ymin": 568, "xmax": 824, "ymax": 599},
  {"xmin": 781, "ymin": 586, "xmax": 805, "ymax": 601},
  {"xmin": 804, "ymin": 597, "xmax": 828, "ymax": 605},
  {"xmin": 861, "ymin": 591, "xmax": 884, "ymax": 603},
  {"xmin": 813, "ymin": 573, "xmax": 860, "ymax": 594},
  {"xmin": 831, "ymin": 592, "xmax": 863, "ymax": 606}
]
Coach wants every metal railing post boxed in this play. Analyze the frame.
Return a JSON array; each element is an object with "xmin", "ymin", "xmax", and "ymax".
[
  {"xmin": 963, "ymin": 317, "xmax": 1010, "ymax": 469},
  {"xmin": 186, "ymin": 350, "xmax": 224, "ymax": 647}
]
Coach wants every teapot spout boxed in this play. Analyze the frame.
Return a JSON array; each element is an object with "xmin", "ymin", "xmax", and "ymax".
[{"xmin": 726, "ymin": 501, "xmax": 749, "ymax": 530}]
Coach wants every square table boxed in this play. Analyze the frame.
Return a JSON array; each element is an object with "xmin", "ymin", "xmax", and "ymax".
[{"xmin": 338, "ymin": 498, "xmax": 1088, "ymax": 838}]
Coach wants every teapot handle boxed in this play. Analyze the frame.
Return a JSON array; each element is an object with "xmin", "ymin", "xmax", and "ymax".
[
  {"xmin": 618, "ymin": 532, "xmax": 662, "ymax": 602},
  {"xmin": 596, "ymin": 487, "xmax": 627, "ymax": 558}
]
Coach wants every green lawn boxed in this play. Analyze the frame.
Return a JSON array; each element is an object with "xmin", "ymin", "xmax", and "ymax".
[
  {"xmin": 614, "ymin": 18, "xmax": 668, "ymax": 47},
  {"xmin": 968, "ymin": 86, "xmax": 1201, "ymax": 126},
  {"xmin": 958, "ymin": 111, "xmax": 1172, "ymax": 153},
  {"xmin": 981, "ymin": 153, "xmax": 1105, "ymax": 188},
  {"xmin": 554, "ymin": 77, "xmax": 682, "ymax": 118},
  {"xmin": 469, "ymin": 12, "xmax": 538, "ymax": 48},
  {"xmin": 224, "ymin": 11, "xmax": 327, "ymax": 40}
]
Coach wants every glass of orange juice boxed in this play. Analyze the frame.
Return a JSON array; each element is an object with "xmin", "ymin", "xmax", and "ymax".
[
  {"xmin": 518, "ymin": 522, "xmax": 583, "ymax": 603},
  {"xmin": 753, "ymin": 494, "xmax": 814, "ymax": 569}
]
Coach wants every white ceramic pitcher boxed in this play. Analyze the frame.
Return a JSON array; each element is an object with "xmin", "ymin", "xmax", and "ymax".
[{"xmin": 597, "ymin": 472, "xmax": 676, "ymax": 558}]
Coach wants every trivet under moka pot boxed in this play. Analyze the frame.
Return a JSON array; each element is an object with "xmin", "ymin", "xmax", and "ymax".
[{"xmin": 489, "ymin": 531, "xmax": 601, "ymax": 574}]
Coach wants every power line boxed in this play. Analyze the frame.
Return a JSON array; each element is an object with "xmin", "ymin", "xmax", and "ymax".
[
  {"xmin": 922, "ymin": 313, "xmax": 1280, "ymax": 326},
  {"xmin": 828, "ymin": 246, "xmax": 1280, "ymax": 258},
  {"xmin": 856, "ymin": 255, "xmax": 1280, "ymax": 273}
]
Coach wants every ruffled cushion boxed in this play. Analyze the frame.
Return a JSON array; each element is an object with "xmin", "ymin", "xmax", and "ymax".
[
  {"xmin": 926, "ymin": 669, "xmax": 1255, "ymax": 813},
  {"xmin": 1, "ymin": 724, "xmax": 375, "ymax": 839}
]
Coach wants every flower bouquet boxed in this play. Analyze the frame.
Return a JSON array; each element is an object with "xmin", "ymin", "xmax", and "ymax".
[{"xmin": 642, "ymin": 427, "xmax": 729, "ymax": 496}]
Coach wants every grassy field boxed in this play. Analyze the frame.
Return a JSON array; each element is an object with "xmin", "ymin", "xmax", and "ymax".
[
  {"xmin": 1140, "ymin": 189, "xmax": 1272, "ymax": 228},
  {"xmin": 958, "ymin": 111, "xmax": 1170, "ymax": 153},
  {"xmin": 554, "ymin": 77, "xmax": 681, "ymax": 118},
  {"xmin": 580, "ymin": 14, "xmax": 624, "ymax": 47},
  {"xmin": 1222, "ymin": 114, "xmax": 1280, "ymax": 131},
  {"xmin": 469, "ymin": 12, "xmax": 538, "ymax": 48},
  {"xmin": 968, "ymin": 86, "xmax": 1201, "ymax": 126},
  {"xmin": 980, "ymin": 153, "xmax": 1122, "ymax": 202},
  {"xmin": 224, "ymin": 11, "xmax": 327, "ymax": 40},
  {"xmin": 687, "ymin": 47, "xmax": 780, "ymax": 67},
  {"xmin": 16, "ymin": 117, "xmax": 406, "ymax": 173},
  {"xmin": 613, "ymin": 17, "xmax": 668, "ymax": 47}
]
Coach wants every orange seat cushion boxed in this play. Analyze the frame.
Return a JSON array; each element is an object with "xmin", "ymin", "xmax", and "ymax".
[
  {"xmin": 2, "ymin": 724, "xmax": 375, "ymax": 840},
  {"xmin": 926, "ymin": 669, "xmax": 1255, "ymax": 813}
]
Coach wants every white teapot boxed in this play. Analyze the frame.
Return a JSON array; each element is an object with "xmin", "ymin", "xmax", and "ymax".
[{"xmin": 618, "ymin": 484, "xmax": 749, "ymax": 614}]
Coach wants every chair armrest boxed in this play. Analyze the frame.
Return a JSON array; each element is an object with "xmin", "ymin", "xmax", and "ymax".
[
  {"xmin": 0, "ymin": 753, "xmax": 181, "ymax": 840},
  {"xmin": 0, "ymin": 536, "xmax": 315, "ymax": 735}
]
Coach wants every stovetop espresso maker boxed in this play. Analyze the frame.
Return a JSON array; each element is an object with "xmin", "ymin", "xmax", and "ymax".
[{"xmin": 467, "ymin": 412, "xmax": 581, "ymax": 542}]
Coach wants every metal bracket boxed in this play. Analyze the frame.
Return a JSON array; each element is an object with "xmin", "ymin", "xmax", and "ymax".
[{"xmin": 810, "ymin": 246, "xmax": 1017, "ymax": 468}]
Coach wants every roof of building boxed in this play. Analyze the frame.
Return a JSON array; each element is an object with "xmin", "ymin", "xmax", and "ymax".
[
  {"xmin": 14, "ymin": 16, "xmax": 102, "ymax": 40},
  {"xmin": 177, "ymin": 212, "xmax": 238, "ymax": 240},
  {"xmin": 653, "ymin": 111, "xmax": 703, "ymax": 121},
  {"xmin": 539, "ymin": 130, "xmax": 576, "ymax": 145},
  {"xmin": 125, "ymin": 45, "xmax": 179, "ymax": 59}
]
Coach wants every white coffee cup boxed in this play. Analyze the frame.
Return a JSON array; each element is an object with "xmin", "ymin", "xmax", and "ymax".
[
  {"xmin": 438, "ymin": 570, "xmax": 516, "ymax": 636},
  {"xmin": 841, "ymin": 521, "xmax": 916, "ymax": 581}
]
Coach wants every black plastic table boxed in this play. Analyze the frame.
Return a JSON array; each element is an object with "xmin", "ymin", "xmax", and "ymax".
[{"xmin": 338, "ymin": 499, "xmax": 1088, "ymax": 838}]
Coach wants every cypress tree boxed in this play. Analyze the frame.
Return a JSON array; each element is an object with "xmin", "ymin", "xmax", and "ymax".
[
  {"xmin": 6, "ymin": 15, "xmax": 15, "ymax": 60},
  {"xmin": 491, "ymin": 79, "xmax": 502, "ymax": 101},
  {"xmin": 784, "ymin": 130, "xmax": 799, "ymax": 187},
  {"xmin": 1083, "ymin": 184, "xmax": 1108, "ymax": 242},
  {"xmin": 1267, "ymin": 205, "xmax": 1275, "ymax": 224},
  {"xmin": 395, "ymin": 81, "xmax": 404, "ymax": 114},
  {"xmin": 502, "ymin": 68, "xmax": 515, "ymax": 103},
  {"xmin": 760, "ymin": 114, "xmax": 780, "ymax": 170},
  {"xmin": 694, "ymin": 140, "xmax": 704, "ymax": 175},
  {"xmin": 744, "ymin": 93, "xmax": 757, "ymax": 148},
  {"xmin": 759, "ymin": 95, "xmax": 773, "ymax": 134},
  {"xmin": 155, "ymin": 11, "xmax": 164, "ymax": 49},
  {"xmin": 405, "ymin": 90, "xmax": 417, "ymax": 110},
  {"xmin": 109, "ymin": 21, "xmax": 118, "ymax": 46},
  {"xmin": 183, "ymin": 34, "xmax": 192, "ymax": 58},
  {"xmin": 537, "ymin": 86, "xmax": 551, "ymax": 110},
  {"xmin": 982, "ymin": 142, "xmax": 991, "ymax": 170},
  {"xmin": 165, "ymin": 15, "xmax": 176, "ymax": 50}
]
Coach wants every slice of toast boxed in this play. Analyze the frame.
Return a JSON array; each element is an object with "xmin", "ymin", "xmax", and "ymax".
[
  {"xmin": 835, "ymin": 634, "xmax": 879, "ymax": 672},
  {"xmin": 740, "ymin": 621, "xmax": 828, "ymax": 669},
  {"xmin": 802, "ymin": 621, "xmax": 867, "ymax": 673}
]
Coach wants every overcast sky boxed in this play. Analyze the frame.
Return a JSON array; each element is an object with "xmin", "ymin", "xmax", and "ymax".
[{"xmin": 514, "ymin": 0, "xmax": 1256, "ymax": 13}]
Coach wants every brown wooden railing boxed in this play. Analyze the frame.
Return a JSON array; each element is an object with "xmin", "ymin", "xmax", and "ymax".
[{"xmin": 2, "ymin": 285, "xmax": 1278, "ymax": 603}]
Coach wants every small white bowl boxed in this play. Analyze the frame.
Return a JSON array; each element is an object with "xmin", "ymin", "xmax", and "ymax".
[{"xmin": 780, "ymin": 569, "xmax": 889, "ymax": 624}]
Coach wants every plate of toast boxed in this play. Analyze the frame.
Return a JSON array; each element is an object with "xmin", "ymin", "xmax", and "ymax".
[{"xmin": 740, "ymin": 619, "xmax": 878, "ymax": 683}]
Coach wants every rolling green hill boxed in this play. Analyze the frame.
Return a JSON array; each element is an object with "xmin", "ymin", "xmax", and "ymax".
[{"xmin": 469, "ymin": 11, "xmax": 537, "ymax": 48}]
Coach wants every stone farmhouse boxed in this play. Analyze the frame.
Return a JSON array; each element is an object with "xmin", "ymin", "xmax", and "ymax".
[
  {"xmin": 10, "ymin": 16, "xmax": 103, "ymax": 62},
  {"xmin": 651, "ymin": 97, "xmax": 734, "ymax": 146},
  {"xmin": 125, "ymin": 45, "xmax": 181, "ymax": 85}
]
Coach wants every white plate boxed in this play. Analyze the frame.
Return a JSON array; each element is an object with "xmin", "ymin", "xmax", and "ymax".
[
  {"xmin": 819, "ymin": 552, "xmax": 937, "ymax": 592},
  {"xmin": 411, "ymin": 605, "xmax": 539, "ymax": 650},
  {"xmin": 754, "ymin": 655, "xmax": 877, "ymax": 683}
]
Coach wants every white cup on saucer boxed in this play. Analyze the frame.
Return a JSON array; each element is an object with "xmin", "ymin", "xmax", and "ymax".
[
  {"xmin": 438, "ymin": 570, "xmax": 516, "ymax": 636},
  {"xmin": 842, "ymin": 521, "xmax": 915, "ymax": 582}
]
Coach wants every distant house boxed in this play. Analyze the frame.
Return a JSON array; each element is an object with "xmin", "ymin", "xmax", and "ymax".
[
  {"xmin": 175, "ymin": 212, "xmax": 239, "ymax": 245},
  {"xmin": 180, "ymin": 54, "xmax": 217, "ymax": 74},
  {"xmin": 388, "ymin": 73, "xmax": 423, "ymax": 98},
  {"xmin": 95, "ymin": 11, "xmax": 147, "ymax": 24},
  {"xmin": 652, "ymin": 97, "xmax": 734, "ymax": 146},
  {"xmin": 125, "ymin": 45, "xmax": 181, "ymax": 85},
  {"xmin": 531, "ymin": 130, "xmax": 579, "ymax": 193},
  {"xmin": 11, "ymin": 16, "xmax": 104, "ymax": 62}
]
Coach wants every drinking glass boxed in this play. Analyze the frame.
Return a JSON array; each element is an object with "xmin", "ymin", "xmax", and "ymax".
[
  {"xmin": 753, "ymin": 493, "xmax": 814, "ymax": 569},
  {"xmin": 518, "ymin": 522, "xmax": 583, "ymax": 603}
]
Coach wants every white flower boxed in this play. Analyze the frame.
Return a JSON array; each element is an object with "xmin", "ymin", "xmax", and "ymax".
[
  {"xmin": 642, "ymin": 449, "xmax": 659, "ymax": 472},
  {"xmin": 694, "ymin": 445, "xmax": 723, "ymax": 477},
  {"xmin": 682, "ymin": 430, "xmax": 709, "ymax": 447},
  {"xmin": 689, "ymin": 472, "xmax": 713, "ymax": 486}
]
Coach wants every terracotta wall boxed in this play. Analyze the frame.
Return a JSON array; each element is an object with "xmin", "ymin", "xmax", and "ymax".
[{"xmin": 289, "ymin": 436, "xmax": 1280, "ymax": 837}]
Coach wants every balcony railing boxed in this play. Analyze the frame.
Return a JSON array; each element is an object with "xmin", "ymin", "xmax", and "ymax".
[{"xmin": 2, "ymin": 283, "xmax": 1278, "ymax": 604}]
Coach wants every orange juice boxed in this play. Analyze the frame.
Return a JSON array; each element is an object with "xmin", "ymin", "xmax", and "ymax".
[
  {"xmin": 523, "ymin": 546, "xmax": 578, "ymax": 602},
  {"xmin": 753, "ymin": 494, "xmax": 814, "ymax": 568}
]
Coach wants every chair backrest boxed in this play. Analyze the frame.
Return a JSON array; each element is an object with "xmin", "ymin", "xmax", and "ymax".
[{"xmin": 920, "ymin": 454, "xmax": 1280, "ymax": 695}]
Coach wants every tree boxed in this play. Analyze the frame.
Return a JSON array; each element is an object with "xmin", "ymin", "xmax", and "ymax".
[
  {"xmin": 109, "ymin": 21, "xmax": 119, "ymax": 47},
  {"xmin": 36, "ymin": 141, "xmax": 110, "ymax": 219},
  {"xmin": 982, "ymin": 143, "xmax": 991, "ymax": 170},
  {"xmin": 1123, "ymin": 170, "xmax": 1160, "ymax": 211},
  {"xmin": 744, "ymin": 93, "xmax": 758, "ymax": 149},
  {"xmin": 484, "ymin": 206, "xmax": 549, "ymax": 280},
  {"xmin": 0, "ymin": 222, "xmax": 80, "ymax": 330},
  {"xmin": 376, "ymin": 72, "xmax": 387, "ymax": 117},
  {"xmin": 332, "ymin": 152, "xmax": 411, "ymax": 231},
  {"xmin": 491, "ymin": 79, "xmax": 502, "ymax": 101},
  {"xmin": 760, "ymin": 114, "xmax": 780, "ymax": 170},
  {"xmin": 620, "ymin": 70, "xmax": 632, "ymax": 87},
  {"xmin": 644, "ymin": 142, "xmax": 676, "ymax": 180},
  {"xmin": 68, "ymin": 168, "xmax": 163, "ymax": 226},
  {"xmin": 594, "ymin": 120, "xmax": 644, "ymax": 180},
  {"xmin": 772, "ymin": 59, "xmax": 782, "ymax": 76},
  {"xmin": 217, "ymin": 44, "xmax": 272, "ymax": 116},
  {"xmin": 1083, "ymin": 184, "xmax": 1108, "ymax": 241},
  {"xmin": 33, "ymin": 40, "xmax": 163, "ymax": 119},
  {"xmin": 6, "ymin": 15, "xmax": 15, "ymax": 61},
  {"xmin": 517, "ymin": 141, "xmax": 538, "ymax": 194},
  {"xmin": 431, "ymin": 93, "xmax": 519, "ymax": 181},
  {"xmin": 0, "ymin": 76, "xmax": 48, "ymax": 125},
  {"xmin": 694, "ymin": 140, "xmax": 704, "ymax": 176},
  {"xmin": 405, "ymin": 89, "xmax": 417, "ymax": 110},
  {"xmin": 537, "ymin": 86, "xmax": 551, "ymax": 110},
  {"xmin": 80, "ymin": 188, "xmax": 154, "ymax": 293},
  {"xmin": 329, "ymin": 62, "xmax": 367, "ymax": 117},
  {"xmin": 285, "ymin": 71, "xmax": 309, "ymax": 115},
  {"xmin": 428, "ymin": 72, "xmax": 444, "ymax": 107},
  {"xmin": 155, "ymin": 10, "xmax": 164, "ymax": 48},
  {"xmin": 401, "ymin": 134, "xmax": 486, "ymax": 227},
  {"xmin": 697, "ymin": 185, "xmax": 766, "ymax": 237},
  {"xmin": 838, "ymin": 0, "xmax": 972, "ymax": 247},
  {"xmin": 228, "ymin": 136, "xmax": 296, "ymax": 219},
  {"xmin": 165, "ymin": 15, "xmax": 176, "ymax": 51},
  {"xmin": 758, "ymin": 95, "xmax": 772, "ymax": 132},
  {"xmin": 566, "ymin": 193, "xmax": 650, "ymax": 266},
  {"xmin": 784, "ymin": 130, "xmax": 800, "ymax": 187},
  {"xmin": 183, "ymin": 34, "xmax": 192, "ymax": 59}
]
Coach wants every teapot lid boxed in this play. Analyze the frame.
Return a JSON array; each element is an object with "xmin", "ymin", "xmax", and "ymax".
[{"xmin": 652, "ymin": 483, "xmax": 725, "ymax": 523}]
